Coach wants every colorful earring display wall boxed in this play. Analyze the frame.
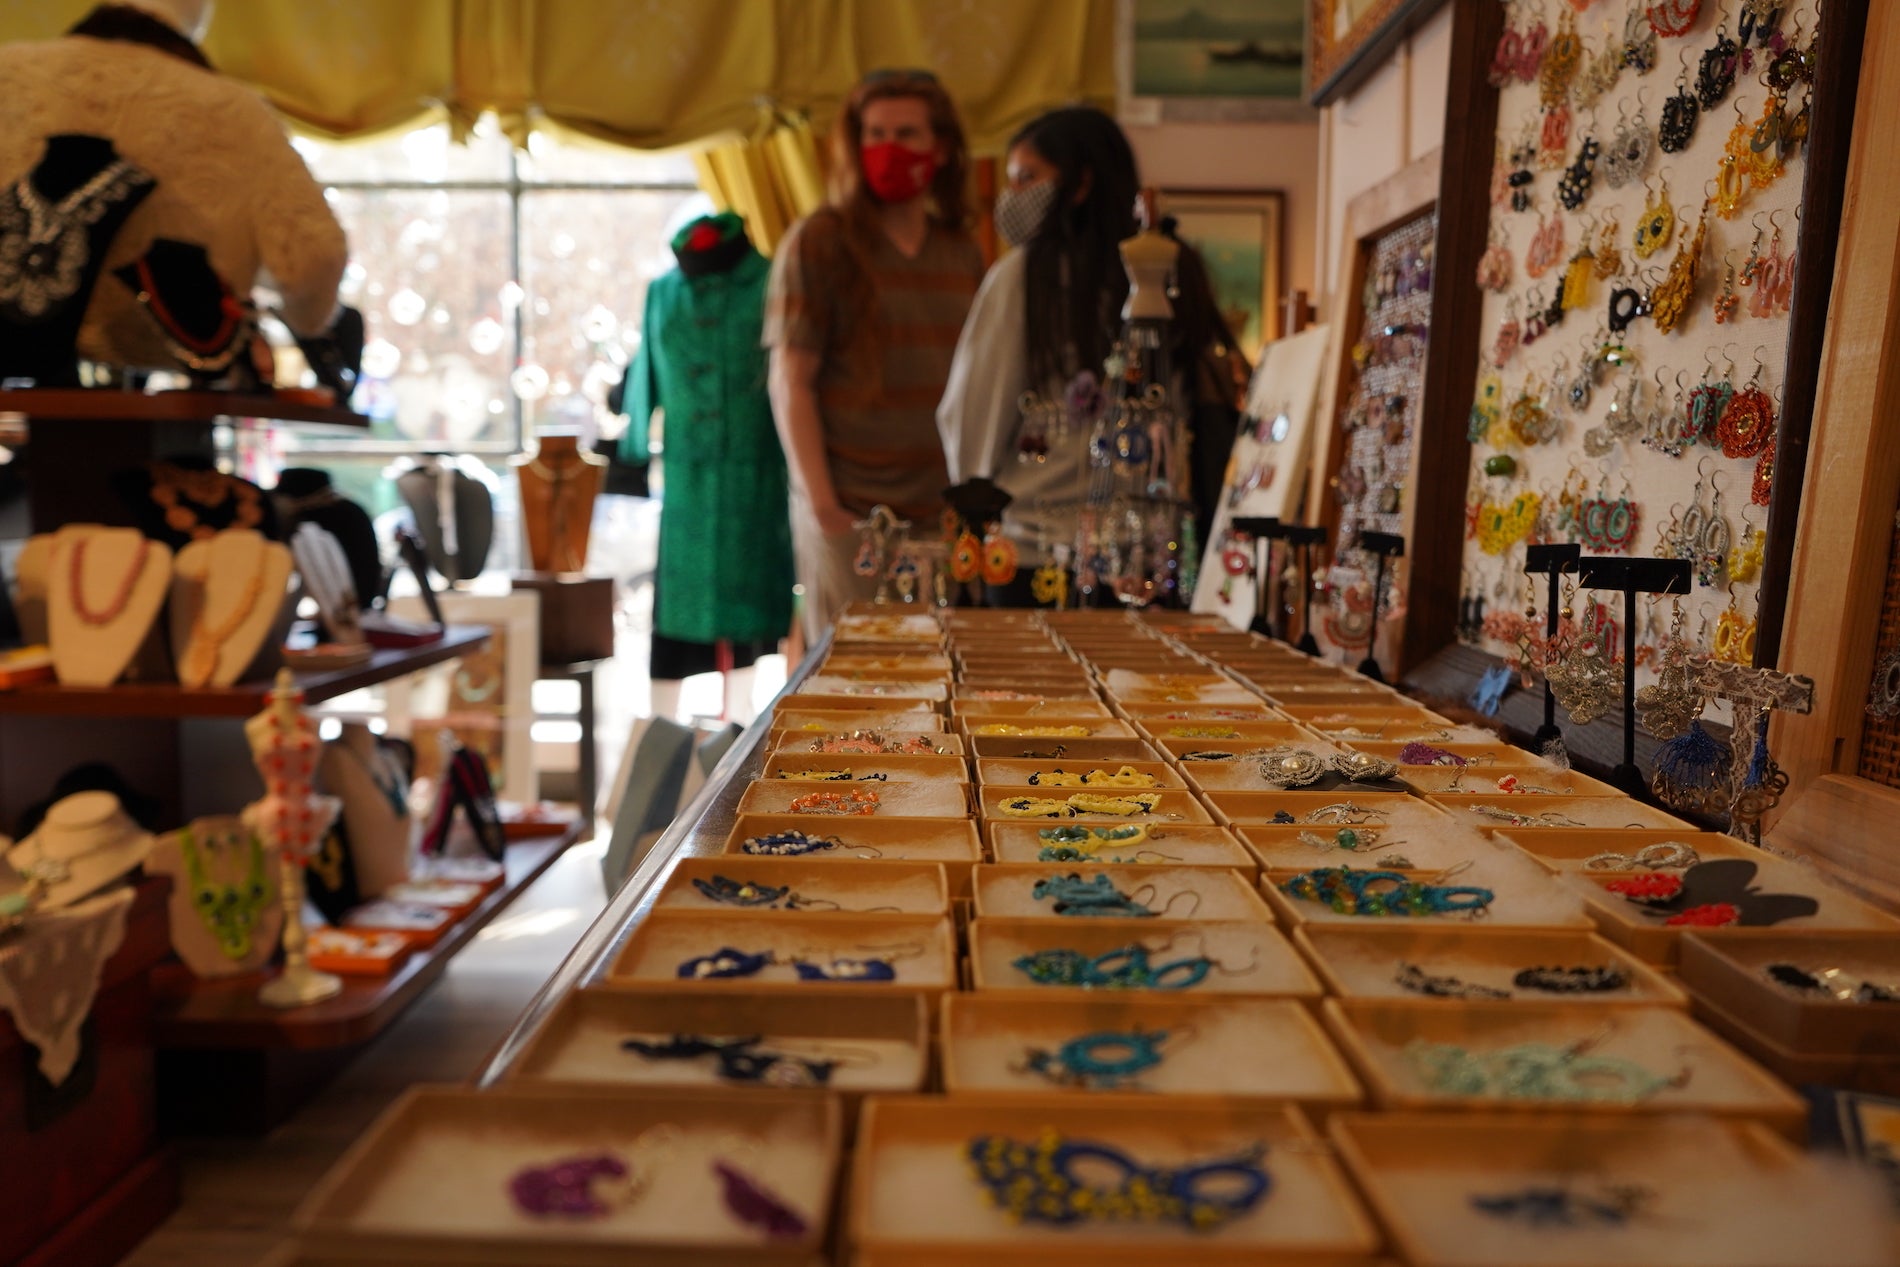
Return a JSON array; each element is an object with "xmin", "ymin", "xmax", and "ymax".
[
  {"xmin": 1459, "ymin": 0, "xmax": 1818, "ymax": 707},
  {"xmin": 1318, "ymin": 211, "xmax": 1437, "ymax": 665}
]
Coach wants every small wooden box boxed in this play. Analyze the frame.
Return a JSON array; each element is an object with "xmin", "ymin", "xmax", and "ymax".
[
  {"xmin": 986, "ymin": 822, "xmax": 1256, "ymax": 873},
  {"xmin": 971, "ymin": 863, "xmax": 1270, "ymax": 922},
  {"xmin": 292, "ymin": 1084, "xmax": 841, "ymax": 1265},
  {"xmin": 606, "ymin": 911, "xmax": 956, "ymax": 1000},
  {"xmin": 967, "ymin": 735, "xmax": 1160, "ymax": 762},
  {"xmin": 771, "ymin": 729, "xmax": 963, "ymax": 756},
  {"xmin": 736, "ymin": 780, "xmax": 969, "ymax": 819},
  {"xmin": 1292, "ymin": 924, "xmax": 1686, "ymax": 1007},
  {"xmin": 1240, "ymin": 822, "xmax": 1482, "ymax": 873},
  {"xmin": 973, "ymin": 758, "xmax": 1185, "ymax": 789},
  {"xmin": 1328, "ymin": 1111, "xmax": 1893, "ymax": 1267},
  {"xmin": 657, "ymin": 857, "xmax": 950, "ymax": 917},
  {"xmin": 1139, "ymin": 719, "xmax": 1305, "ymax": 744},
  {"xmin": 966, "ymin": 917, "xmax": 1322, "ymax": 999},
  {"xmin": 1678, "ymin": 929, "xmax": 1900, "ymax": 1053},
  {"xmin": 939, "ymin": 993, "xmax": 1362, "ymax": 1111},
  {"xmin": 977, "ymin": 785, "xmax": 1212, "ymax": 825},
  {"xmin": 511, "ymin": 573, "xmax": 614, "ymax": 663},
  {"xmin": 850, "ymin": 1095, "xmax": 1379, "ymax": 1260},
  {"xmin": 1114, "ymin": 699, "xmax": 1285, "ymax": 720},
  {"xmin": 771, "ymin": 706, "xmax": 942, "ymax": 734},
  {"xmin": 724, "ymin": 814, "xmax": 984, "ymax": 867},
  {"xmin": 960, "ymin": 717, "xmax": 1139, "ymax": 741},
  {"xmin": 1497, "ymin": 828, "xmax": 1760, "ymax": 875},
  {"xmin": 1205, "ymin": 790, "xmax": 1423, "ymax": 828},
  {"xmin": 1276, "ymin": 702, "xmax": 1450, "ymax": 730},
  {"xmin": 761, "ymin": 753, "xmax": 971, "ymax": 784},
  {"xmin": 1441, "ymin": 795, "xmax": 1690, "ymax": 833},
  {"xmin": 1321, "ymin": 999, "xmax": 1804, "ymax": 1135},
  {"xmin": 950, "ymin": 697, "xmax": 1112, "ymax": 719},
  {"xmin": 1398, "ymin": 764, "xmax": 1624, "ymax": 798},
  {"xmin": 1262, "ymin": 868, "xmax": 1595, "ymax": 932}
]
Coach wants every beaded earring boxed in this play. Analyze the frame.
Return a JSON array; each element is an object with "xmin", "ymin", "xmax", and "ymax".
[
  {"xmin": 1649, "ymin": 199, "xmax": 1707, "ymax": 335},
  {"xmin": 1517, "ymin": 12, "xmax": 1550, "ymax": 83},
  {"xmin": 1697, "ymin": 463, "xmax": 1732, "ymax": 588},
  {"xmin": 1713, "ymin": 588, "xmax": 1757, "ymax": 664},
  {"xmin": 1406, "ymin": 1037, "xmax": 1686, "ymax": 1103},
  {"xmin": 1469, "ymin": 365, "xmax": 1504, "ymax": 443},
  {"xmin": 1579, "ymin": 469, "xmax": 1639, "ymax": 554},
  {"xmin": 979, "ymin": 529, "xmax": 1018, "ymax": 587},
  {"xmin": 1593, "ymin": 214, "xmax": 1624, "ymax": 279},
  {"xmin": 1684, "ymin": 351, "xmax": 1732, "ymax": 448},
  {"xmin": 1752, "ymin": 446, "xmax": 1775, "ymax": 507},
  {"xmin": 1716, "ymin": 104, "xmax": 1751, "ymax": 219},
  {"xmin": 1525, "ymin": 209, "xmax": 1565, "ymax": 278},
  {"xmin": 1522, "ymin": 289, "xmax": 1550, "ymax": 346},
  {"xmin": 1623, "ymin": 4, "xmax": 1659, "ymax": 73},
  {"xmin": 1659, "ymin": 51, "xmax": 1699, "ymax": 152},
  {"xmin": 1695, "ymin": 21, "xmax": 1739, "ymax": 108},
  {"xmin": 1507, "ymin": 377, "xmax": 1558, "ymax": 446},
  {"xmin": 1712, "ymin": 256, "xmax": 1740, "ymax": 324},
  {"xmin": 1647, "ymin": 0, "xmax": 1702, "ymax": 38},
  {"xmin": 1572, "ymin": 31, "xmax": 1614, "ymax": 111},
  {"xmin": 968, "ymin": 1131, "xmax": 1270, "ymax": 1230},
  {"xmin": 1507, "ymin": 124, "xmax": 1538, "ymax": 212},
  {"xmin": 1556, "ymin": 132, "xmax": 1599, "ymax": 210},
  {"xmin": 1489, "ymin": 13, "xmax": 1524, "ymax": 87},
  {"xmin": 1601, "ymin": 99, "xmax": 1651, "ymax": 189},
  {"xmin": 1539, "ymin": 11, "xmax": 1582, "ymax": 108},
  {"xmin": 1745, "ymin": 91, "xmax": 1789, "ymax": 192},
  {"xmin": 1278, "ymin": 865, "xmax": 1495, "ymax": 917},
  {"xmin": 1016, "ymin": 1025, "xmax": 1188, "ymax": 1089},
  {"xmin": 1560, "ymin": 246, "xmax": 1595, "ymax": 313},
  {"xmin": 1494, "ymin": 297, "xmax": 1523, "ymax": 364},
  {"xmin": 1538, "ymin": 105, "xmax": 1572, "ymax": 172},
  {"xmin": 949, "ymin": 529, "xmax": 982, "ymax": 583},
  {"xmin": 1632, "ymin": 178, "xmax": 1674, "ymax": 259},
  {"xmin": 1739, "ymin": 0, "xmax": 1784, "ymax": 49},
  {"xmin": 1728, "ymin": 513, "xmax": 1765, "ymax": 581},
  {"xmin": 1716, "ymin": 351, "xmax": 1776, "ymax": 458},
  {"xmin": 1475, "ymin": 231, "xmax": 1514, "ymax": 292},
  {"xmin": 1748, "ymin": 213, "xmax": 1787, "ymax": 319}
]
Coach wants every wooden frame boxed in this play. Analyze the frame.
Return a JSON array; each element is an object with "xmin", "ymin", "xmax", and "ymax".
[
  {"xmin": 1768, "ymin": 0, "xmax": 1900, "ymax": 910},
  {"xmin": 1157, "ymin": 188, "xmax": 1286, "ymax": 351},
  {"xmin": 1118, "ymin": 0, "xmax": 1317, "ymax": 125},
  {"xmin": 1308, "ymin": 0, "xmax": 1451, "ymax": 106}
]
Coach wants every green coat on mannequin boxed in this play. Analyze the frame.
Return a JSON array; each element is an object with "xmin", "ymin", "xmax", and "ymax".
[{"xmin": 620, "ymin": 212, "xmax": 794, "ymax": 647}]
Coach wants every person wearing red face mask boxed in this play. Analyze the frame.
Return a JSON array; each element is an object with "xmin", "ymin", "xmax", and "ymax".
[{"xmin": 765, "ymin": 70, "xmax": 984, "ymax": 642}]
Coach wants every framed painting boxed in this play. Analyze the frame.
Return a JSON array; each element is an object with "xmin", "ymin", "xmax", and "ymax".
[
  {"xmin": 1119, "ymin": 0, "xmax": 1315, "ymax": 124},
  {"xmin": 1308, "ymin": 0, "xmax": 1450, "ymax": 106},
  {"xmin": 1159, "ymin": 189, "xmax": 1285, "ymax": 353}
]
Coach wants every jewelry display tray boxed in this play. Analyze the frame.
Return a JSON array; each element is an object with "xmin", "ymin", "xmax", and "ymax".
[
  {"xmin": 974, "ymin": 785, "xmax": 1213, "ymax": 824},
  {"xmin": 735, "ymin": 780, "xmax": 970, "ymax": 819},
  {"xmin": 949, "ymin": 697, "xmax": 1112, "ymax": 718},
  {"xmin": 1563, "ymin": 859, "xmax": 1900, "ymax": 966},
  {"xmin": 655, "ymin": 856, "xmax": 951, "ymax": 916},
  {"xmin": 939, "ymin": 993, "xmax": 1362, "ymax": 1113},
  {"xmin": 1494, "ymin": 828, "xmax": 1758, "ymax": 874},
  {"xmin": 774, "ymin": 694, "xmax": 941, "ymax": 719},
  {"xmin": 606, "ymin": 911, "xmax": 956, "ymax": 1001},
  {"xmin": 1320, "ymin": 999, "xmax": 1805, "ymax": 1136},
  {"xmin": 1327, "ymin": 1112, "xmax": 1895, "ymax": 1267},
  {"xmin": 958, "ymin": 717, "xmax": 1141, "ymax": 740},
  {"xmin": 721, "ymin": 815, "xmax": 983, "ymax": 899},
  {"xmin": 1261, "ymin": 867, "xmax": 1598, "ymax": 931},
  {"xmin": 970, "ymin": 863, "xmax": 1272, "ymax": 922},
  {"xmin": 1135, "ymin": 719, "xmax": 1317, "ymax": 744},
  {"xmin": 965, "ymin": 917, "xmax": 1322, "ymax": 1000},
  {"xmin": 849, "ymin": 1094, "xmax": 1380, "ymax": 1261},
  {"xmin": 985, "ymin": 822, "xmax": 1257, "ymax": 872},
  {"xmin": 1292, "ymin": 925, "xmax": 1687, "ymax": 1008},
  {"xmin": 1446, "ymin": 795, "xmax": 1692, "ymax": 831},
  {"xmin": 972, "ymin": 757, "xmax": 1188, "ymax": 788},
  {"xmin": 769, "ymin": 708, "xmax": 945, "ymax": 736},
  {"xmin": 966, "ymin": 734, "xmax": 1159, "ymax": 762},
  {"xmin": 1241, "ymin": 822, "xmax": 1487, "ymax": 871},
  {"xmin": 502, "ymin": 986, "xmax": 928, "ymax": 1126},
  {"xmin": 1112, "ymin": 698, "xmax": 1285, "ymax": 719},
  {"xmin": 760, "ymin": 753, "xmax": 972, "ymax": 783},
  {"xmin": 1399, "ymin": 765, "xmax": 1625, "ymax": 797},
  {"xmin": 1677, "ymin": 928, "xmax": 1900, "ymax": 1052},
  {"xmin": 290, "ymin": 1084, "xmax": 841, "ymax": 1265},
  {"xmin": 1203, "ymin": 790, "xmax": 1427, "ymax": 827}
]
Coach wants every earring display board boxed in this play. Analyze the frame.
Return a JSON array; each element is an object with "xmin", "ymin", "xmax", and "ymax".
[
  {"xmin": 1191, "ymin": 324, "xmax": 1331, "ymax": 624},
  {"xmin": 1456, "ymin": 0, "xmax": 1822, "ymax": 716}
]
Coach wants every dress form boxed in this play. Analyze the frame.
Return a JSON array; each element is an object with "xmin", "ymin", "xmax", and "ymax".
[
  {"xmin": 1119, "ymin": 195, "xmax": 1180, "ymax": 322},
  {"xmin": 514, "ymin": 429, "xmax": 605, "ymax": 574},
  {"xmin": 245, "ymin": 670, "xmax": 343, "ymax": 1007},
  {"xmin": 167, "ymin": 527, "xmax": 293, "ymax": 687},
  {"xmin": 45, "ymin": 525, "xmax": 173, "ymax": 686}
]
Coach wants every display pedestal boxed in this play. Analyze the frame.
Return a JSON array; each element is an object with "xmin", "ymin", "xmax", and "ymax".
[
  {"xmin": 510, "ymin": 573, "xmax": 614, "ymax": 663},
  {"xmin": 0, "ymin": 878, "xmax": 177, "ymax": 1267}
]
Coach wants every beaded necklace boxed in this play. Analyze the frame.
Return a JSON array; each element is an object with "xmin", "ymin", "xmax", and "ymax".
[
  {"xmin": 183, "ymin": 538, "xmax": 270, "ymax": 685},
  {"xmin": 180, "ymin": 825, "xmax": 271, "ymax": 960},
  {"xmin": 67, "ymin": 536, "xmax": 152, "ymax": 626}
]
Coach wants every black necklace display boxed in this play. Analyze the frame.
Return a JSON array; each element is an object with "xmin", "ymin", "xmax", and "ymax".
[
  {"xmin": 274, "ymin": 467, "xmax": 386, "ymax": 606},
  {"xmin": 395, "ymin": 458, "xmax": 494, "ymax": 584}
]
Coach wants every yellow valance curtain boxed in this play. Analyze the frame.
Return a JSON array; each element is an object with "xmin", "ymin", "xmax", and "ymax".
[
  {"xmin": 0, "ymin": 0, "xmax": 1114, "ymax": 153},
  {"xmin": 692, "ymin": 113, "xmax": 825, "ymax": 257}
]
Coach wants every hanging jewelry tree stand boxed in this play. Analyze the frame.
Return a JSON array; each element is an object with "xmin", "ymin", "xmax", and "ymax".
[
  {"xmin": 1233, "ymin": 516, "xmax": 1281, "ymax": 640},
  {"xmin": 1286, "ymin": 524, "xmax": 1327, "ymax": 656},
  {"xmin": 1355, "ymin": 530, "xmax": 1405, "ymax": 683},
  {"xmin": 1526, "ymin": 542, "xmax": 1583, "ymax": 750},
  {"xmin": 1576, "ymin": 555, "xmax": 1693, "ymax": 798}
]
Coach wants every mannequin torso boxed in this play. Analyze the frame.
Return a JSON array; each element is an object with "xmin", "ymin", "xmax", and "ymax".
[{"xmin": 514, "ymin": 430, "xmax": 605, "ymax": 573}]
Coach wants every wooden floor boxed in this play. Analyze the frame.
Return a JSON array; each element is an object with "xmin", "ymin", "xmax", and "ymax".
[{"xmin": 120, "ymin": 839, "xmax": 610, "ymax": 1266}]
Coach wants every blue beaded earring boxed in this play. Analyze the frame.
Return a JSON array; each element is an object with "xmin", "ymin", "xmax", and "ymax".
[
  {"xmin": 968, "ymin": 1129, "xmax": 1270, "ymax": 1229},
  {"xmin": 1017, "ymin": 1025, "xmax": 1192, "ymax": 1089},
  {"xmin": 689, "ymin": 874, "xmax": 897, "ymax": 914},
  {"xmin": 1030, "ymin": 873, "xmax": 1201, "ymax": 919}
]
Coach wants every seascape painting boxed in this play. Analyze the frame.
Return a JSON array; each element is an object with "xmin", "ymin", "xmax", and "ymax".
[{"xmin": 1132, "ymin": 0, "xmax": 1305, "ymax": 100}]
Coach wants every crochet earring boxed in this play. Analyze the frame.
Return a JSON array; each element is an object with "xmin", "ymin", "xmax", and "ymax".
[
  {"xmin": 1716, "ymin": 101, "xmax": 1752, "ymax": 219},
  {"xmin": 1632, "ymin": 176, "xmax": 1674, "ymax": 259},
  {"xmin": 1659, "ymin": 50, "xmax": 1699, "ymax": 153},
  {"xmin": 1684, "ymin": 349, "xmax": 1733, "ymax": 449},
  {"xmin": 1623, "ymin": 4, "xmax": 1659, "ymax": 74},
  {"xmin": 1476, "ymin": 228, "xmax": 1514, "ymax": 292},
  {"xmin": 1556, "ymin": 133, "xmax": 1600, "ymax": 210},
  {"xmin": 1745, "ymin": 88, "xmax": 1789, "ymax": 193},
  {"xmin": 1698, "ymin": 463, "xmax": 1733, "ymax": 589},
  {"xmin": 1728, "ymin": 511, "xmax": 1765, "ymax": 581},
  {"xmin": 1494, "ymin": 296, "xmax": 1524, "ymax": 365},
  {"xmin": 980, "ymin": 525, "xmax": 1019, "ymax": 588},
  {"xmin": 1539, "ymin": 11, "xmax": 1582, "ymax": 108},
  {"xmin": 1716, "ymin": 349, "xmax": 1776, "ymax": 459},
  {"xmin": 1538, "ymin": 104, "xmax": 1573, "ymax": 172},
  {"xmin": 1469, "ymin": 364, "xmax": 1504, "ymax": 443},
  {"xmin": 1593, "ymin": 213, "xmax": 1624, "ymax": 279},
  {"xmin": 1602, "ymin": 97, "xmax": 1651, "ymax": 189},
  {"xmin": 1753, "ymin": 445, "xmax": 1775, "ymax": 508},
  {"xmin": 1649, "ymin": 197, "xmax": 1707, "ymax": 335},
  {"xmin": 1695, "ymin": 20, "xmax": 1739, "ymax": 108},
  {"xmin": 1713, "ymin": 587, "xmax": 1757, "ymax": 665},
  {"xmin": 1648, "ymin": 0, "xmax": 1703, "ymax": 39},
  {"xmin": 1748, "ymin": 212, "xmax": 1788, "ymax": 320},
  {"xmin": 1525, "ymin": 209, "xmax": 1566, "ymax": 278}
]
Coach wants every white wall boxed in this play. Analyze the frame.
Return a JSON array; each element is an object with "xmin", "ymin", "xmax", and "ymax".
[
  {"xmin": 1315, "ymin": 2, "xmax": 1453, "ymax": 315},
  {"xmin": 1126, "ymin": 119, "xmax": 1323, "ymax": 302}
]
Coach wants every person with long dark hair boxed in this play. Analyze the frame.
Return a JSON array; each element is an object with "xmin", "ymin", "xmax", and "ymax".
[
  {"xmin": 936, "ymin": 105, "xmax": 1245, "ymax": 605},
  {"xmin": 764, "ymin": 70, "xmax": 985, "ymax": 641}
]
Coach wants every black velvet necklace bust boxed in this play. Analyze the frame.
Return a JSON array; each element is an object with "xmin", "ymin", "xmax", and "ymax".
[
  {"xmin": 274, "ymin": 468, "xmax": 386, "ymax": 606},
  {"xmin": 395, "ymin": 458, "xmax": 495, "ymax": 584}
]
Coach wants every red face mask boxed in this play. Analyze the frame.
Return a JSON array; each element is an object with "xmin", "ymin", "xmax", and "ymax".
[{"xmin": 860, "ymin": 141, "xmax": 939, "ymax": 204}]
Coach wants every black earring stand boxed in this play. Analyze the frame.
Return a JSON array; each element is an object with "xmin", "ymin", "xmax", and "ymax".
[
  {"xmin": 1232, "ymin": 516, "xmax": 1280, "ymax": 640},
  {"xmin": 1284, "ymin": 525, "xmax": 1327, "ymax": 656},
  {"xmin": 1354, "ymin": 531, "xmax": 1405, "ymax": 683},
  {"xmin": 1524, "ymin": 543, "xmax": 1583, "ymax": 751},
  {"xmin": 1575, "ymin": 554, "xmax": 1693, "ymax": 799}
]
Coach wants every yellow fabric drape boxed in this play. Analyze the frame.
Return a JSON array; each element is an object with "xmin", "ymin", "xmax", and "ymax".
[
  {"xmin": 0, "ymin": 1, "xmax": 1116, "ymax": 154},
  {"xmin": 692, "ymin": 113, "xmax": 825, "ymax": 256}
]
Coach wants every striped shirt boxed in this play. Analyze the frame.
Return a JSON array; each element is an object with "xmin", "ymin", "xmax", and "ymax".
[{"xmin": 764, "ymin": 208, "xmax": 984, "ymax": 523}]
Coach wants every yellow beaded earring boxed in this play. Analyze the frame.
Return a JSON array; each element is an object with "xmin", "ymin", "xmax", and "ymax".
[{"xmin": 1650, "ymin": 200, "xmax": 1708, "ymax": 335}]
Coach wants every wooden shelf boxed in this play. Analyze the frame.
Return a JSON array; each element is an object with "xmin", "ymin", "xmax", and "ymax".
[
  {"xmin": 151, "ymin": 827, "xmax": 581, "ymax": 1051},
  {"xmin": 0, "ymin": 388, "xmax": 368, "ymax": 429},
  {"xmin": 0, "ymin": 625, "xmax": 489, "ymax": 719}
]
